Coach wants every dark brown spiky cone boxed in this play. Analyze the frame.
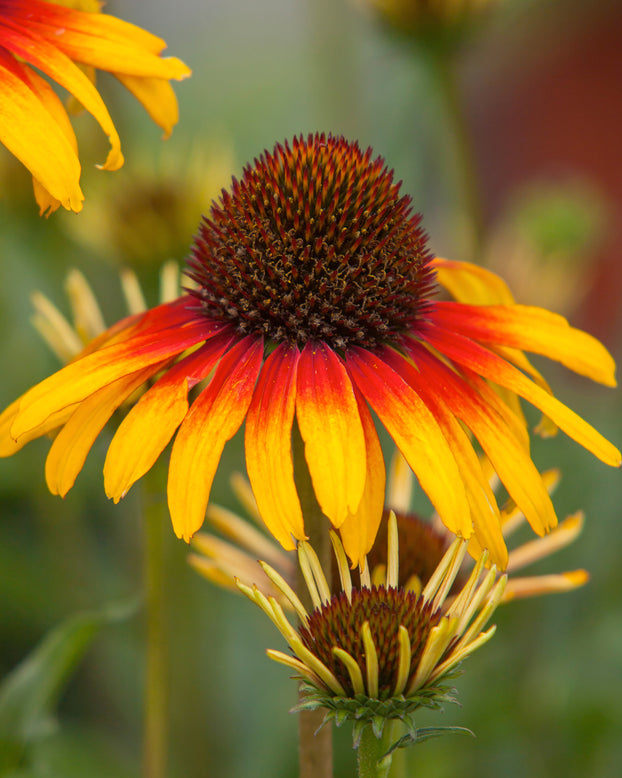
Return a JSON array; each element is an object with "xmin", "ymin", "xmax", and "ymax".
[
  {"xmin": 187, "ymin": 133, "xmax": 435, "ymax": 351},
  {"xmin": 300, "ymin": 585, "xmax": 441, "ymax": 699}
]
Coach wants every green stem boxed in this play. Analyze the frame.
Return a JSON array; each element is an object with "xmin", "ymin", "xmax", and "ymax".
[
  {"xmin": 142, "ymin": 468, "xmax": 168, "ymax": 778},
  {"xmin": 357, "ymin": 724, "xmax": 395, "ymax": 778},
  {"xmin": 292, "ymin": 422, "xmax": 333, "ymax": 778},
  {"xmin": 420, "ymin": 39, "xmax": 486, "ymax": 261}
]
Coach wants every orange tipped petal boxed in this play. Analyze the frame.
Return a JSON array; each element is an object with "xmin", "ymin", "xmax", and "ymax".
[
  {"xmin": 425, "ymin": 326, "xmax": 621, "ymax": 468},
  {"xmin": 382, "ymin": 346, "xmax": 507, "ymax": 568},
  {"xmin": 245, "ymin": 344, "xmax": 304, "ymax": 550},
  {"xmin": 434, "ymin": 302, "xmax": 617, "ymax": 387},
  {"xmin": 346, "ymin": 347, "xmax": 472, "ymax": 539},
  {"xmin": 296, "ymin": 342, "xmax": 367, "ymax": 528},
  {"xmin": 338, "ymin": 387, "xmax": 385, "ymax": 567},
  {"xmin": 168, "ymin": 336, "xmax": 264, "ymax": 542},
  {"xmin": 45, "ymin": 365, "xmax": 159, "ymax": 497},
  {"xmin": 411, "ymin": 344, "xmax": 558, "ymax": 538},
  {"xmin": 104, "ymin": 334, "xmax": 234, "ymax": 502},
  {"xmin": 1, "ymin": 23, "xmax": 124, "ymax": 170},
  {"xmin": 11, "ymin": 319, "xmax": 213, "ymax": 440},
  {"xmin": 16, "ymin": 1, "xmax": 192, "ymax": 79}
]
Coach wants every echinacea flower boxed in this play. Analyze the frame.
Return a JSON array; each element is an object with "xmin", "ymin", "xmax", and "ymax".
[
  {"xmin": 238, "ymin": 512, "xmax": 506, "ymax": 752},
  {"xmin": 1, "ymin": 134, "xmax": 619, "ymax": 566},
  {"xmin": 0, "ymin": 0, "xmax": 191, "ymax": 214}
]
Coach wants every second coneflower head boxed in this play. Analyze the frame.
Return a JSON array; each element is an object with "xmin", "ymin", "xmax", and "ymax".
[{"xmin": 0, "ymin": 133, "xmax": 618, "ymax": 566}]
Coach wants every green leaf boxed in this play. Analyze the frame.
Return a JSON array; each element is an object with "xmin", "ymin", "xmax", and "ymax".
[{"xmin": 0, "ymin": 600, "xmax": 138, "ymax": 775}]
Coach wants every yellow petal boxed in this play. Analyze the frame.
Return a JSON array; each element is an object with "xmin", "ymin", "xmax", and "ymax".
[
  {"xmin": 0, "ymin": 55, "xmax": 83, "ymax": 212},
  {"xmin": 338, "ymin": 388, "xmax": 386, "ymax": 567},
  {"xmin": 115, "ymin": 74, "xmax": 180, "ymax": 137},
  {"xmin": 168, "ymin": 337, "xmax": 264, "ymax": 541},
  {"xmin": 296, "ymin": 342, "xmax": 367, "ymax": 528},
  {"xmin": 245, "ymin": 344, "xmax": 304, "ymax": 551},
  {"xmin": 432, "ymin": 258, "xmax": 515, "ymax": 305},
  {"xmin": 45, "ymin": 367, "xmax": 156, "ymax": 496}
]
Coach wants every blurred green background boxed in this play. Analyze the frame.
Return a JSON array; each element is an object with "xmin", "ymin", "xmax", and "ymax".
[{"xmin": 1, "ymin": 1, "xmax": 622, "ymax": 776}]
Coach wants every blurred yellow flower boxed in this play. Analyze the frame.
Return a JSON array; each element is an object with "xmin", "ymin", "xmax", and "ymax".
[
  {"xmin": 357, "ymin": 0, "xmax": 497, "ymax": 36},
  {"xmin": 0, "ymin": 0, "xmax": 191, "ymax": 215}
]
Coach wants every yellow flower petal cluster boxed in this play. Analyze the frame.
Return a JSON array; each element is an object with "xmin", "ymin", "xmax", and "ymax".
[{"xmin": 0, "ymin": 0, "xmax": 191, "ymax": 214}]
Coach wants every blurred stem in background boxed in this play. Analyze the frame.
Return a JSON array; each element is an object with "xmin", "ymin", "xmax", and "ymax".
[
  {"xmin": 292, "ymin": 423, "xmax": 333, "ymax": 778},
  {"xmin": 142, "ymin": 463, "xmax": 169, "ymax": 778},
  {"xmin": 419, "ymin": 38, "xmax": 485, "ymax": 262}
]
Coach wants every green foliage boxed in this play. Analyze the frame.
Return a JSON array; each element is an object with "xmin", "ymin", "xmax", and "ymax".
[{"xmin": 0, "ymin": 602, "xmax": 137, "ymax": 776}]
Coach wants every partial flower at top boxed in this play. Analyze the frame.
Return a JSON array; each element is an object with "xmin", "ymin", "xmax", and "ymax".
[
  {"xmin": 0, "ymin": 0, "xmax": 191, "ymax": 215},
  {"xmin": 0, "ymin": 134, "xmax": 619, "ymax": 567},
  {"xmin": 356, "ymin": 0, "xmax": 498, "ymax": 41}
]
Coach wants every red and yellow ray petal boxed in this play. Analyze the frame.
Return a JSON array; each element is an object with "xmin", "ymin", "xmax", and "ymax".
[
  {"xmin": 431, "ymin": 258, "xmax": 515, "ymax": 305},
  {"xmin": 245, "ymin": 343, "xmax": 303, "ymax": 550},
  {"xmin": 168, "ymin": 336, "xmax": 264, "ymax": 542},
  {"xmin": 425, "ymin": 325, "xmax": 621, "ymax": 467},
  {"xmin": 0, "ymin": 397, "xmax": 77, "ymax": 457},
  {"xmin": 0, "ymin": 50, "xmax": 83, "ymax": 212},
  {"xmin": 115, "ymin": 74, "xmax": 179, "ymax": 137},
  {"xmin": 296, "ymin": 342, "xmax": 367, "ymax": 528},
  {"xmin": 0, "ymin": 20, "xmax": 123, "ymax": 170},
  {"xmin": 338, "ymin": 386, "xmax": 386, "ymax": 567},
  {"xmin": 345, "ymin": 346, "xmax": 472, "ymax": 538},
  {"xmin": 11, "ymin": 318, "xmax": 215, "ymax": 440},
  {"xmin": 381, "ymin": 346, "xmax": 507, "ymax": 568},
  {"xmin": 8, "ymin": 0, "xmax": 164, "ymax": 53},
  {"xmin": 6, "ymin": 0, "xmax": 191, "ymax": 77},
  {"xmin": 45, "ymin": 364, "xmax": 161, "ymax": 497},
  {"xmin": 104, "ymin": 332, "xmax": 235, "ymax": 502},
  {"xmin": 409, "ymin": 343, "xmax": 558, "ymax": 538},
  {"xmin": 433, "ymin": 301, "xmax": 617, "ymax": 387}
]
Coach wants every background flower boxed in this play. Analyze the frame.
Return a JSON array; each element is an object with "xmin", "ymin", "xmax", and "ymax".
[{"xmin": 0, "ymin": 0, "xmax": 191, "ymax": 214}]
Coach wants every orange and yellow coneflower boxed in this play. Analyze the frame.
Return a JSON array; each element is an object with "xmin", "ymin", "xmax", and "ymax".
[{"xmin": 0, "ymin": 134, "xmax": 618, "ymax": 566}]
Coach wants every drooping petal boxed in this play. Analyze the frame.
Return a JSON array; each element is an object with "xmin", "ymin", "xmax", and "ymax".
[
  {"xmin": 168, "ymin": 336, "xmax": 264, "ymax": 541},
  {"xmin": 23, "ymin": 65, "xmax": 80, "ymax": 215},
  {"xmin": 45, "ymin": 365, "xmax": 161, "ymax": 497},
  {"xmin": 104, "ymin": 333, "xmax": 234, "ymax": 502},
  {"xmin": 431, "ymin": 258, "xmax": 515, "ymax": 305},
  {"xmin": 381, "ymin": 346, "xmax": 507, "ymax": 568},
  {"xmin": 411, "ymin": 342, "xmax": 559, "ymax": 537},
  {"xmin": 424, "ymin": 325, "xmax": 621, "ymax": 467},
  {"xmin": 346, "ymin": 346, "xmax": 472, "ymax": 538},
  {"xmin": 338, "ymin": 386, "xmax": 386, "ymax": 567},
  {"xmin": 0, "ymin": 20, "xmax": 123, "ymax": 170},
  {"xmin": 115, "ymin": 74, "xmax": 179, "ymax": 137},
  {"xmin": 433, "ymin": 301, "xmax": 617, "ymax": 387},
  {"xmin": 0, "ymin": 50, "xmax": 83, "ymax": 211},
  {"xmin": 245, "ymin": 343, "xmax": 304, "ymax": 550},
  {"xmin": 296, "ymin": 342, "xmax": 367, "ymax": 528},
  {"xmin": 11, "ymin": 318, "xmax": 216, "ymax": 439}
]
